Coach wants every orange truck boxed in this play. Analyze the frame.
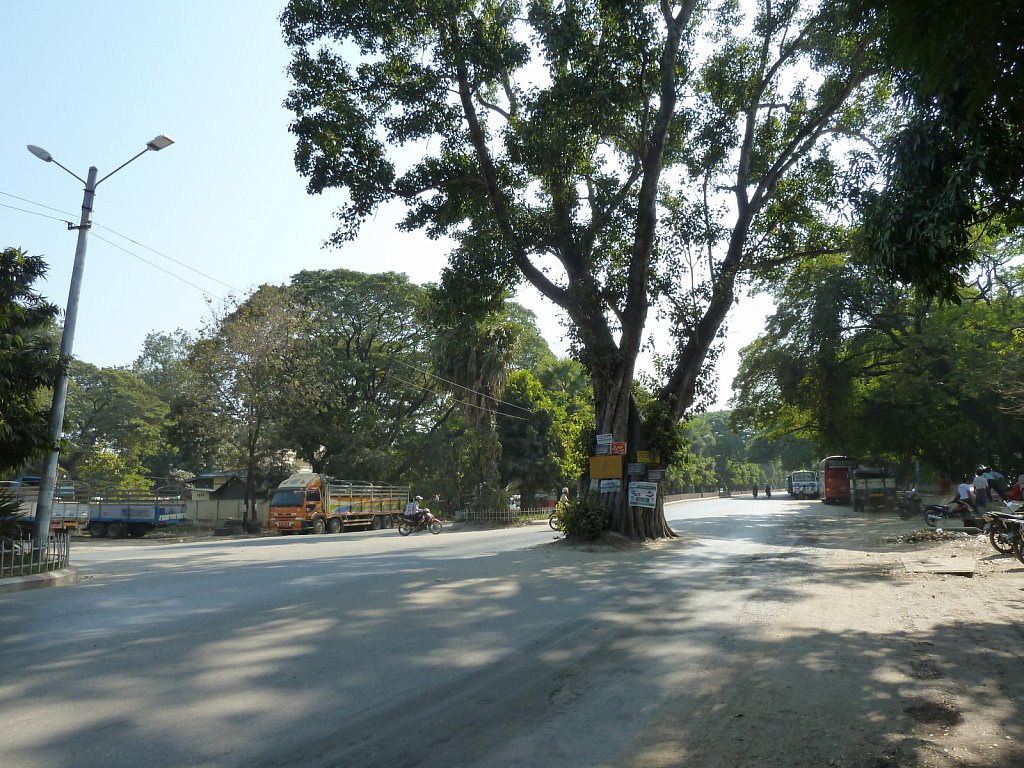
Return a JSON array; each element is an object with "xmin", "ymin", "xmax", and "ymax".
[{"xmin": 267, "ymin": 472, "xmax": 411, "ymax": 535}]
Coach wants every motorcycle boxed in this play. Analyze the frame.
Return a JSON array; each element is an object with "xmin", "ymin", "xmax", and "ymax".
[
  {"xmin": 924, "ymin": 498, "xmax": 1024, "ymax": 556},
  {"xmin": 922, "ymin": 499, "xmax": 984, "ymax": 531},
  {"xmin": 398, "ymin": 509, "xmax": 443, "ymax": 536},
  {"xmin": 983, "ymin": 503, "xmax": 1024, "ymax": 556},
  {"xmin": 896, "ymin": 489, "xmax": 923, "ymax": 520}
]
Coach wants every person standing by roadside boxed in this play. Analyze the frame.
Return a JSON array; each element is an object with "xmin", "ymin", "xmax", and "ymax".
[
  {"xmin": 972, "ymin": 468, "xmax": 990, "ymax": 511},
  {"xmin": 983, "ymin": 467, "xmax": 1007, "ymax": 500}
]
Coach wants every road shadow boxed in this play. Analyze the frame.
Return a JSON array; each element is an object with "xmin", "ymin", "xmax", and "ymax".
[{"xmin": 3, "ymin": 507, "xmax": 1022, "ymax": 768}]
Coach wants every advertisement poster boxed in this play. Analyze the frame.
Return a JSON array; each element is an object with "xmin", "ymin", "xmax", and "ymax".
[
  {"xmin": 628, "ymin": 481, "xmax": 658, "ymax": 509},
  {"xmin": 599, "ymin": 479, "xmax": 621, "ymax": 493},
  {"xmin": 589, "ymin": 454, "xmax": 623, "ymax": 479},
  {"xmin": 610, "ymin": 441, "xmax": 627, "ymax": 455}
]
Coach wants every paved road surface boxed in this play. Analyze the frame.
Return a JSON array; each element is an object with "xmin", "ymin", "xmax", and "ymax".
[{"xmin": 0, "ymin": 497, "xmax": 877, "ymax": 768}]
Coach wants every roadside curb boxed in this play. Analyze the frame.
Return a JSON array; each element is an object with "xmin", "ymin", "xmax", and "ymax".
[{"xmin": 0, "ymin": 567, "xmax": 80, "ymax": 595}]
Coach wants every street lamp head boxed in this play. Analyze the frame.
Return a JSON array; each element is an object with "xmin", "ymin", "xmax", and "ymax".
[
  {"xmin": 146, "ymin": 134, "xmax": 175, "ymax": 151},
  {"xmin": 27, "ymin": 144, "xmax": 53, "ymax": 162}
]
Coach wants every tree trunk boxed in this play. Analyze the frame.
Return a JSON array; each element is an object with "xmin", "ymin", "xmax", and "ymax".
[{"xmin": 591, "ymin": 377, "xmax": 677, "ymax": 540}]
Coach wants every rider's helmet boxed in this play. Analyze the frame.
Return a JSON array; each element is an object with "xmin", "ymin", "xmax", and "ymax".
[
  {"xmin": 414, "ymin": 495, "xmax": 423, "ymax": 501},
  {"xmin": 561, "ymin": 487, "xmax": 568, "ymax": 494}
]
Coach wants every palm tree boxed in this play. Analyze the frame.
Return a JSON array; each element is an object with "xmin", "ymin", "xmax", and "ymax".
[{"xmin": 431, "ymin": 312, "xmax": 522, "ymax": 511}]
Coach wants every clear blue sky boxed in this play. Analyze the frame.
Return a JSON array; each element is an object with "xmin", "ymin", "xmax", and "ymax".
[{"xmin": 2, "ymin": 1, "xmax": 767, "ymax": 407}]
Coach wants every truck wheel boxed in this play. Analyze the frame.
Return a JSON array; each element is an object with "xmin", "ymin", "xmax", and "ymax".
[
  {"xmin": 312, "ymin": 518, "xmax": 327, "ymax": 535},
  {"xmin": 371, "ymin": 515, "xmax": 383, "ymax": 530},
  {"xmin": 90, "ymin": 522, "xmax": 108, "ymax": 538},
  {"xmin": 327, "ymin": 518, "xmax": 342, "ymax": 534},
  {"xmin": 106, "ymin": 521, "xmax": 126, "ymax": 539}
]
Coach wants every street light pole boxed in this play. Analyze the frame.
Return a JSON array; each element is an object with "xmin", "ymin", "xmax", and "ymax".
[{"xmin": 28, "ymin": 136, "xmax": 174, "ymax": 541}]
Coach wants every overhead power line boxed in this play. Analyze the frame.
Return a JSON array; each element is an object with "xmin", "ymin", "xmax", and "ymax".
[
  {"xmin": 94, "ymin": 222, "xmax": 241, "ymax": 294},
  {"xmin": 392, "ymin": 357, "xmax": 534, "ymax": 415},
  {"xmin": 0, "ymin": 201, "xmax": 74, "ymax": 226},
  {"xmin": 1, "ymin": 188, "xmax": 241, "ymax": 297},
  {"xmin": 0, "ymin": 190, "xmax": 77, "ymax": 220},
  {"xmin": 90, "ymin": 232, "xmax": 223, "ymax": 300},
  {"xmin": 382, "ymin": 369, "xmax": 533, "ymax": 422}
]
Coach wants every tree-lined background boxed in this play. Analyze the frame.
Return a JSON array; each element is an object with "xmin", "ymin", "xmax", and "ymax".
[{"xmin": 3, "ymin": 0, "xmax": 1022, "ymax": 540}]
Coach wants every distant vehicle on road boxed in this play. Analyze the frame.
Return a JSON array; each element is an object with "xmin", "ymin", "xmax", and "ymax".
[{"xmin": 787, "ymin": 470, "xmax": 819, "ymax": 499}]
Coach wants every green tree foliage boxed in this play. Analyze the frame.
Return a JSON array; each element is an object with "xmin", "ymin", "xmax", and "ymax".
[
  {"xmin": 854, "ymin": 0, "xmax": 1024, "ymax": 297},
  {"xmin": 665, "ymin": 410, "xmax": 809, "ymax": 493},
  {"xmin": 133, "ymin": 329, "xmax": 193, "ymax": 403},
  {"xmin": 281, "ymin": 0, "xmax": 883, "ymax": 538},
  {"xmin": 132, "ymin": 330, "xmax": 194, "ymax": 481},
  {"xmin": 175, "ymin": 285, "xmax": 310, "ymax": 523},
  {"xmin": 535, "ymin": 358, "xmax": 594, "ymax": 491},
  {"xmin": 430, "ymin": 296, "xmax": 523, "ymax": 511},
  {"xmin": 283, "ymin": 269, "xmax": 443, "ymax": 479},
  {"xmin": 0, "ymin": 247, "xmax": 60, "ymax": 472},
  {"xmin": 63, "ymin": 360, "xmax": 170, "ymax": 493},
  {"xmin": 732, "ymin": 247, "xmax": 1024, "ymax": 482},
  {"xmin": 497, "ymin": 363, "xmax": 592, "ymax": 507}
]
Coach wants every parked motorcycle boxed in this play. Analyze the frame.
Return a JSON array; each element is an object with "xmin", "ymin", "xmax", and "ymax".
[
  {"xmin": 922, "ymin": 500, "xmax": 984, "ymax": 530},
  {"xmin": 398, "ymin": 509, "xmax": 442, "ymax": 536},
  {"xmin": 896, "ymin": 489, "xmax": 923, "ymax": 520},
  {"xmin": 924, "ymin": 498, "xmax": 1024, "ymax": 556},
  {"xmin": 983, "ymin": 504, "xmax": 1024, "ymax": 556}
]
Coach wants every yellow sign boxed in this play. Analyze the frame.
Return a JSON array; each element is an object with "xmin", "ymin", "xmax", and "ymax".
[
  {"xmin": 589, "ymin": 454, "xmax": 623, "ymax": 480},
  {"xmin": 636, "ymin": 450, "xmax": 653, "ymax": 463}
]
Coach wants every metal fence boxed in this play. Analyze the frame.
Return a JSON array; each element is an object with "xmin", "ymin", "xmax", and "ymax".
[
  {"xmin": 0, "ymin": 532, "xmax": 70, "ymax": 579},
  {"xmin": 455, "ymin": 507, "xmax": 552, "ymax": 525}
]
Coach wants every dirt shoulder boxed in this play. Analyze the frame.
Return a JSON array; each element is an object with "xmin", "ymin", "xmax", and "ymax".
[
  {"xmin": 561, "ymin": 505, "xmax": 1024, "ymax": 768},
  {"xmin": 712, "ymin": 506, "xmax": 1024, "ymax": 768},
  {"xmin": 821, "ymin": 516, "xmax": 1024, "ymax": 768}
]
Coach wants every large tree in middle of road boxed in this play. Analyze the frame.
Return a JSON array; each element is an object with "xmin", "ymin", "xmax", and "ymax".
[{"xmin": 281, "ymin": 0, "xmax": 882, "ymax": 538}]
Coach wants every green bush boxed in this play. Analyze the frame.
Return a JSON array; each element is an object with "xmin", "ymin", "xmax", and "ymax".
[
  {"xmin": 0, "ymin": 490, "xmax": 28, "ymax": 539},
  {"xmin": 560, "ymin": 495, "xmax": 606, "ymax": 540}
]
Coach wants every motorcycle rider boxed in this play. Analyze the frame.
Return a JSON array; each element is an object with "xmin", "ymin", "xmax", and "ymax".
[
  {"xmin": 952, "ymin": 474, "xmax": 973, "ymax": 514},
  {"xmin": 404, "ymin": 495, "xmax": 427, "ymax": 526}
]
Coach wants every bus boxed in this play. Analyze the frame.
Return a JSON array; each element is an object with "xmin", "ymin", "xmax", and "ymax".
[
  {"xmin": 787, "ymin": 470, "xmax": 819, "ymax": 499},
  {"xmin": 817, "ymin": 456, "xmax": 859, "ymax": 504}
]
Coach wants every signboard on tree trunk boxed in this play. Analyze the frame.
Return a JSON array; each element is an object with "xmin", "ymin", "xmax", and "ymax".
[
  {"xmin": 589, "ymin": 454, "xmax": 623, "ymax": 480},
  {"xmin": 628, "ymin": 481, "xmax": 658, "ymax": 508}
]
